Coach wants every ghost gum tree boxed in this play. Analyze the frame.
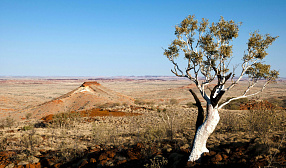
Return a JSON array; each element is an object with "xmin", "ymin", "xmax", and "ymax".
[{"xmin": 163, "ymin": 15, "xmax": 279, "ymax": 162}]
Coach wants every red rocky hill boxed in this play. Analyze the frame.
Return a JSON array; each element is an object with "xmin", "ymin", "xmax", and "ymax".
[{"xmin": 15, "ymin": 81, "xmax": 134, "ymax": 120}]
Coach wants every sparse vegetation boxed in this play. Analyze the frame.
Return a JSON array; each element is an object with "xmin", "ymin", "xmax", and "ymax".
[
  {"xmin": 220, "ymin": 97, "xmax": 249, "ymax": 110},
  {"xmin": 25, "ymin": 113, "xmax": 32, "ymax": 120},
  {"xmin": 247, "ymin": 102, "xmax": 286, "ymax": 151},
  {"xmin": 134, "ymin": 99, "xmax": 146, "ymax": 105},
  {"xmin": 0, "ymin": 79, "xmax": 285, "ymax": 167},
  {"xmin": 50, "ymin": 112, "xmax": 81, "ymax": 129},
  {"xmin": 186, "ymin": 102, "xmax": 197, "ymax": 108},
  {"xmin": 0, "ymin": 116, "xmax": 16, "ymax": 129},
  {"xmin": 0, "ymin": 137, "xmax": 8, "ymax": 152},
  {"xmin": 169, "ymin": 98, "xmax": 178, "ymax": 105}
]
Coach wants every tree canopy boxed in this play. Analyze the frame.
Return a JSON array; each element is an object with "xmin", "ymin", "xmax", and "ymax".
[{"xmin": 164, "ymin": 15, "xmax": 279, "ymax": 108}]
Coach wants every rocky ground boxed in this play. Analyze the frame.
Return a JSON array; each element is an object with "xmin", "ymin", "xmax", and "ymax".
[
  {"xmin": 0, "ymin": 79, "xmax": 285, "ymax": 167},
  {"xmin": 0, "ymin": 137, "xmax": 285, "ymax": 168},
  {"xmin": 0, "ymin": 105, "xmax": 285, "ymax": 168}
]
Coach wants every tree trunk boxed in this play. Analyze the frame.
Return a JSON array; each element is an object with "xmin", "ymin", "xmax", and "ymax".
[{"xmin": 188, "ymin": 103, "xmax": 220, "ymax": 162}]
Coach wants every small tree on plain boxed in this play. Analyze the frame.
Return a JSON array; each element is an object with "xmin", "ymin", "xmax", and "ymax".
[{"xmin": 164, "ymin": 15, "xmax": 279, "ymax": 162}]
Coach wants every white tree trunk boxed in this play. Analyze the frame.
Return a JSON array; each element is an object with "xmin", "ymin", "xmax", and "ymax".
[{"xmin": 188, "ymin": 103, "xmax": 220, "ymax": 162}]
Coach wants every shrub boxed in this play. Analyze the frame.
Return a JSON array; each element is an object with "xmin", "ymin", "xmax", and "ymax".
[
  {"xmin": 1, "ymin": 116, "xmax": 16, "ymax": 128},
  {"xmin": 246, "ymin": 101, "xmax": 286, "ymax": 153},
  {"xmin": 0, "ymin": 137, "xmax": 8, "ymax": 151},
  {"xmin": 20, "ymin": 129, "xmax": 42, "ymax": 155},
  {"xmin": 51, "ymin": 112, "xmax": 81, "ymax": 128},
  {"xmin": 144, "ymin": 156, "xmax": 168, "ymax": 168},
  {"xmin": 139, "ymin": 125, "xmax": 165, "ymax": 143},
  {"xmin": 146, "ymin": 101, "xmax": 155, "ymax": 106},
  {"xmin": 26, "ymin": 113, "xmax": 32, "ymax": 120},
  {"xmin": 22, "ymin": 125, "xmax": 34, "ymax": 131},
  {"xmin": 266, "ymin": 96, "xmax": 286, "ymax": 108},
  {"xmin": 217, "ymin": 112, "xmax": 247, "ymax": 133},
  {"xmin": 221, "ymin": 97, "xmax": 248, "ymax": 110},
  {"xmin": 247, "ymin": 105, "xmax": 285, "ymax": 137},
  {"xmin": 186, "ymin": 102, "xmax": 197, "ymax": 108},
  {"xmin": 98, "ymin": 103, "xmax": 111, "ymax": 109},
  {"xmin": 91, "ymin": 122, "xmax": 114, "ymax": 145},
  {"xmin": 134, "ymin": 99, "xmax": 146, "ymax": 105},
  {"xmin": 169, "ymin": 99, "xmax": 178, "ymax": 105},
  {"xmin": 110, "ymin": 102, "xmax": 121, "ymax": 107}
]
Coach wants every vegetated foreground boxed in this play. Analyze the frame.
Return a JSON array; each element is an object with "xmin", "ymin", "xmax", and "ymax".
[{"xmin": 0, "ymin": 78, "xmax": 285, "ymax": 168}]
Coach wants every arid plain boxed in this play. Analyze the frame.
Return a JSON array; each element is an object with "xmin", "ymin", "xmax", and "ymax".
[
  {"xmin": 0, "ymin": 77, "xmax": 285, "ymax": 168},
  {"xmin": 1, "ymin": 77, "xmax": 285, "ymax": 118}
]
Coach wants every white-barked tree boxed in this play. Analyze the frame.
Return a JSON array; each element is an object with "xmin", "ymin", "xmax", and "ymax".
[{"xmin": 163, "ymin": 15, "xmax": 279, "ymax": 162}]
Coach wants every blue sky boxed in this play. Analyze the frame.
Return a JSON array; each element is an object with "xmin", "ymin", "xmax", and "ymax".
[{"xmin": 0, "ymin": 0, "xmax": 285, "ymax": 77}]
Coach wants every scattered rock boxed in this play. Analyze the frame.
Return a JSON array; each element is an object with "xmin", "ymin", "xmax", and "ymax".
[
  {"xmin": 4, "ymin": 163, "xmax": 14, "ymax": 168},
  {"xmin": 27, "ymin": 156, "xmax": 39, "ymax": 164},
  {"xmin": 89, "ymin": 158, "xmax": 96, "ymax": 163},
  {"xmin": 211, "ymin": 154, "xmax": 222, "ymax": 163},
  {"xmin": 77, "ymin": 159, "xmax": 88, "ymax": 168}
]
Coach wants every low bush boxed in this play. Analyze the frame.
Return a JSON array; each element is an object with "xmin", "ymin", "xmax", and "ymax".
[
  {"xmin": 22, "ymin": 125, "xmax": 34, "ymax": 131},
  {"xmin": 169, "ymin": 99, "xmax": 178, "ymax": 105},
  {"xmin": 51, "ymin": 112, "xmax": 81, "ymax": 129},
  {"xmin": 220, "ymin": 97, "xmax": 249, "ymax": 110},
  {"xmin": 0, "ymin": 116, "xmax": 16, "ymax": 128},
  {"xmin": 266, "ymin": 96, "xmax": 286, "ymax": 108},
  {"xmin": 0, "ymin": 137, "xmax": 8, "ymax": 151},
  {"xmin": 134, "ymin": 99, "xmax": 146, "ymax": 105},
  {"xmin": 186, "ymin": 102, "xmax": 197, "ymax": 108}
]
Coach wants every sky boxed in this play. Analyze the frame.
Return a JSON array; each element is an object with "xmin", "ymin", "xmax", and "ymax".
[{"xmin": 0, "ymin": 0, "xmax": 285, "ymax": 77}]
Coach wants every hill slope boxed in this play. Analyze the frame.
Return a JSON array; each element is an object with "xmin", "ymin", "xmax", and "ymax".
[{"xmin": 15, "ymin": 81, "xmax": 134, "ymax": 120}]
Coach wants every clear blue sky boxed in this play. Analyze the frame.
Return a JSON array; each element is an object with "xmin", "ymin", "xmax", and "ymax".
[{"xmin": 0, "ymin": 0, "xmax": 285, "ymax": 77}]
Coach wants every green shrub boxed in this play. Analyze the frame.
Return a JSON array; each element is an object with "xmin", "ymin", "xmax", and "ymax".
[
  {"xmin": 221, "ymin": 97, "xmax": 248, "ymax": 110},
  {"xmin": 22, "ymin": 125, "xmax": 34, "ymax": 131}
]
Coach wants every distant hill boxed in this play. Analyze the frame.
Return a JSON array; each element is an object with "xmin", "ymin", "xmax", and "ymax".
[{"xmin": 14, "ymin": 81, "xmax": 134, "ymax": 120}]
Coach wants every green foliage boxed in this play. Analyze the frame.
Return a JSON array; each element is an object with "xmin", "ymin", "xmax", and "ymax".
[
  {"xmin": 164, "ymin": 15, "xmax": 242, "ymax": 78},
  {"xmin": 164, "ymin": 14, "xmax": 278, "ymax": 85},
  {"xmin": 246, "ymin": 31, "xmax": 278, "ymax": 60},
  {"xmin": 22, "ymin": 125, "xmax": 34, "ymax": 131},
  {"xmin": 246, "ymin": 62, "xmax": 279, "ymax": 81}
]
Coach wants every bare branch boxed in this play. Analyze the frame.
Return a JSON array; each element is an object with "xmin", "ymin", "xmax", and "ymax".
[
  {"xmin": 218, "ymin": 79, "xmax": 270, "ymax": 109},
  {"xmin": 225, "ymin": 58, "xmax": 259, "ymax": 92}
]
